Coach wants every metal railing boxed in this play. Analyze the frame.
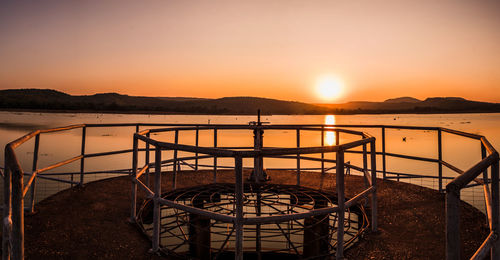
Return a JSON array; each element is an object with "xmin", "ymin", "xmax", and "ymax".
[
  {"xmin": 130, "ymin": 125, "xmax": 377, "ymax": 259},
  {"xmin": 1, "ymin": 123, "xmax": 498, "ymax": 259}
]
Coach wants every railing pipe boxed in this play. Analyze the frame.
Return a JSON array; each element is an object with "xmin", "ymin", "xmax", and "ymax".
[
  {"xmin": 438, "ymin": 128, "xmax": 443, "ymax": 193},
  {"xmin": 145, "ymin": 132, "xmax": 150, "ymax": 187},
  {"xmin": 9, "ymin": 152, "xmax": 24, "ymax": 260},
  {"xmin": 446, "ymin": 185, "xmax": 461, "ymax": 260},
  {"xmin": 213, "ymin": 128, "xmax": 218, "ymax": 183},
  {"xmin": 382, "ymin": 126, "xmax": 387, "ymax": 179},
  {"xmin": 172, "ymin": 130, "xmax": 179, "ymax": 189},
  {"xmin": 80, "ymin": 126, "xmax": 86, "ymax": 186},
  {"xmin": 491, "ymin": 159, "xmax": 499, "ymax": 259},
  {"xmin": 130, "ymin": 135, "xmax": 138, "ymax": 223},
  {"xmin": 321, "ymin": 126, "xmax": 325, "ymax": 174},
  {"xmin": 29, "ymin": 134, "xmax": 40, "ymax": 213},
  {"xmin": 234, "ymin": 156, "xmax": 244, "ymax": 260},
  {"xmin": 363, "ymin": 143, "xmax": 368, "ymax": 188},
  {"xmin": 195, "ymin": 127, "xmax": 199, "ymax": 171},
  {"xmin": 336, "ymin": 149, "xmax": 345, "ymax": 260},
  {"xmin": 370, "ymin": 140, "xmax": 378, "ymax": 231},
  {"xmin": 3, "ymin": 150, "xmax": 12, "ymax": 260},
  {"xmin": 152, "ymin": 146, "xmax": 162, "ymax": 253},
  {"xmin": 296, "ymin": 129, "xmax": 301, "ymax": 186}
]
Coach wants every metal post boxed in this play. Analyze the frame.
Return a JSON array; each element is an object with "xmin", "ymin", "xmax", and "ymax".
[
  {"xmin": 189, "ymin": 198, "xmax": 211, "ymax": 258},
  {"xmin": 145, "ymin": 132, "xmax": 150, "ymax": 187},
  {"xmin": 3, "ymin": 152, "xmax": 12, "ymax": 260},
  {"xmin": 214, "ymin": 129, "xmax": 218, "ymax": 183},
  {"xmin": 152, "ymin": 146, "xmax": 162, "ymax": 253},
  {"xmin": 251, "ymin": 126, "xmax": 265, "ymax": 182},
  {"xmin": 12, "ymin": 164, "xmax": 24, "ymax": 259},
  {"xmin": 481, "ymin": 144, "xmax": 488, "ymax": 184},
  {"xmin": 195, "ymin": 127, "xmax": 199, "ymax": 171},
  {"xmin": 336, "ymin": 149, "xmax": 345, "ymax": 259},
  {"xmin": 362, "ymin": 143, "xmax": 368, "ymax": 187},
  {"xmin": 296, "ymin": 129, "xmax": 301, "ymax": 186},
  {"xmin": 130, "ymin": 135, "xmax": 138, "ymax": 223},
  {"xmin": 446, "ymin": 185, "xmax": 460, "ymax": 260},
  {"xmin": 321, "ymin": 126, "xmax": 325, "ymax": 174},
  {"xmin": 234, "ymin": 156, "xmax": 244, "ymax": 260},
  {"xmin": 370, "ymin": 140, "xmax": 378, "ymax": 231},
  {"xmin": 491, "ymin": 159, "xmax": 499, "ymax": 259},
  {"xmin": 438, "ymin": 128, "xmax": 443, "ymax": 193},
  {"xmin": 172, "ymin": 130, "xmax": 179, "ymax": 189},
  {"xmin": 335, "ymin": 129, "xmax": 339, "ymax": 145},
  {"xmin": 256, "ymin": 191, "xmax": 262, "ymax": 260},
  {"xmin": 80, "ymin": 126, "xmax": 86, "ymax": 186},
  {"xmin": 29, "ymin": 134, "xmax": 40, "ymax": 213},
  {"xmin": 303, "ymin": 196, "xmax": 328, "ymax": 258},
  {"xmin": 382, "ymin": 127, "xmax": 387, "ymax": 179}
]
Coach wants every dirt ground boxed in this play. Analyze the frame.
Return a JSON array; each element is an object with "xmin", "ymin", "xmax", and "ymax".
[{"xmin": 21, "ymin": 170, "xmax": 488, "ymax": 259}]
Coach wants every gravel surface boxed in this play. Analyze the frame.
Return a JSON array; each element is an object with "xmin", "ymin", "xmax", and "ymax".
[{"xmin": 22, "ymin": 170, "xmax": 488, "ymax": 259}]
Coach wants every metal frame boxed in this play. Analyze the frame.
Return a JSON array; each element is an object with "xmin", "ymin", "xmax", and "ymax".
[
  {"xmin": 2, "ymin": 123, "xmax": 498, "ymax": 260},
  {"xmin": 131, "ymin": 125, "xmax": 377, "ymax": 259}
]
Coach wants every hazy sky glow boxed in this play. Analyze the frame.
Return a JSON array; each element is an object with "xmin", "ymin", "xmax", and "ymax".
[{"xmin": 1, "ymin": 0, "xmax": 499, "ymax": 103}]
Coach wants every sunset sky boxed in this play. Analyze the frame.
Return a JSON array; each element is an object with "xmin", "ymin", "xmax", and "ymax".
[{"xmin": 1, "ymin": 0, "xmax": 499, "ymax": 103}]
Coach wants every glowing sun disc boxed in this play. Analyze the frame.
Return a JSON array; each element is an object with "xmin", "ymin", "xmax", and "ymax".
[{"xmin": 316, "ymin": 76, "xmax": 344, "ymax": 101}]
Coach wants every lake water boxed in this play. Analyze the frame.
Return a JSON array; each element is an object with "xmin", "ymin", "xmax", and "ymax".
[{"xmin": 1, "ymin": 111, "xmax": 499, "ymax": 211}]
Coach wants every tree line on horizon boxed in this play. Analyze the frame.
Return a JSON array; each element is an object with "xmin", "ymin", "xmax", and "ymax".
[{"xmin": 1, "ymin": 89, "xmax": 500, "ymax": 115}]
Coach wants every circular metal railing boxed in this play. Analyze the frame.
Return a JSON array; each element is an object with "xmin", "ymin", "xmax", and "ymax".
[{"xmin": 131, "ymin": 125, "xmax": 376, "ymax": 259}]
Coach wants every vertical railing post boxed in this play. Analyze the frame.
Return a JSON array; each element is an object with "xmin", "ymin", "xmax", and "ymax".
[
  {"xmin": 382, "ymin": 126, "xmax": 387, "ymax": 180},
  {"xmin": 130, "ymin": 134, "xmax": 138, "ymax": 223},
  {"xmin": 213, "ymin": 128, "xmax": 218, "ymax": 183},
  {"xmin": 370, "ymin": 140, "xmax": 378, "ymax": 231},
  {"xmin": 296, "ymin": 129, "xmax": 301, "ymax": 186},
  {"xmin": 172, "ymin": 130, "xmax": 179, "ymax": 189},
  {"xmin": 145, "ymin": 132, "xmax": 150, "ymax": 187},
  {"xmin": 321, "ymin": 126, "xmax": 325, "ymax": 174},
  {"xmin": 446, "ymin": 184, "xmax": 460, "ymax": 260},
  {"xmin": 438, "ymin": 128, "xmax": 443, "ymax": 193},
  {"xmin": 195, "ymin": 127, "xmax": 199, "ymax": 171},
  {"xmin": 481, "ymin": 144, "xmax": 488, "ymax": 184},
  {"xmin": 234, "ymin": 155, "xmax": 244, "ymax": 260},
  {"xmin": 3, "ymin": 151, "xmax": 12, "ymax": 260},
  {"xmin": 152, "ymin": 146, "xmax": 162, "ymax": 253},
  {"xmin": 362, "ymin": 143, "xmax": 368, "ymax": 188},
  {"xmin": 80, "ymin": 126, "xmax": 86, "ymax": 186},
  {"xmin": 335, "ymin": 129, "xmax": 339, "ymax": 145},
  {"xmin": 336, "ymin": 149, "xmax": 345, "ymax": 260},
  {"xmin": 29, "ymin": 133, "xmax": 40, "ymax": 213},
  {"xmin": 491, "ymin": 158, "xmax": 499, "ymax": 259},
  {"xmin": 10, "ymin": 156, "xmax": 24, "ymax": 259}
]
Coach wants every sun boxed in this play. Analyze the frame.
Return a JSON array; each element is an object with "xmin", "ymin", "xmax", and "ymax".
[{"xmin": 315, "ymin": 75, "xmax": 344, "ymax": 101}]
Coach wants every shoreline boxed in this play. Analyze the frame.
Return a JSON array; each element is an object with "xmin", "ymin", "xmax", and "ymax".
[{"xmin": 2, "ymin": 108, "xmax": 500, "ymax": 116}]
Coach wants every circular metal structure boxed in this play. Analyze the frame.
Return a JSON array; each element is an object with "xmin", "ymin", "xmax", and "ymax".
[
  {"xmin": 130, "ymin": 124, "xmax": 378, "ymax": 259},
  {"xmin": 137, "ymin": 183, "xmax": 369, "ymax": 259}
]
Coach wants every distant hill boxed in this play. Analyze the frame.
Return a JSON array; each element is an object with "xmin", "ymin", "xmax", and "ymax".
[
  {"xmin": 316, "ymin": 96, "xmax": 500, "ymax": 113},
  {"xmin": 1, "ymin": 89, "xmax": 500, "ymax": 115},
  {"xmin": 0, "ymin": 89, "xmax": 327, "ymax": 114},
  {"xmin": 384, "ymin": 97, "xmax": 421, "ymax": 103}
]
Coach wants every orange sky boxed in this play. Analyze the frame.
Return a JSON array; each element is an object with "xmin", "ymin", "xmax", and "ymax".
[{"xmin": 1, "ymin": 0, "xmax": 499, "ymax": 103}]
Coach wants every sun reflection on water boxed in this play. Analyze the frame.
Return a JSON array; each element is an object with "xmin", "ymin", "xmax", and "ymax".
[{"xmin": 324, "ymin": 115, "xmax": 336, "ymax": 146}]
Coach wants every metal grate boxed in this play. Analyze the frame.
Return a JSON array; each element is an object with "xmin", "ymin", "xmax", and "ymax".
[{"xmin": 137, "ymin": 183, "xmax": 369, "ymax": 259}]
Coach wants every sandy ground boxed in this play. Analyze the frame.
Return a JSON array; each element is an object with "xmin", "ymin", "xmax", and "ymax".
[{"xmin": 20, "ymin": 170, "xmax": 488, "ymax": 259}]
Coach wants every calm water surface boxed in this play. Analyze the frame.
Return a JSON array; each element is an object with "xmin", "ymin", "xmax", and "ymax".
[{"xmin": 1, "ymin": 111, "xmax": 499, "ymax": 211}]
